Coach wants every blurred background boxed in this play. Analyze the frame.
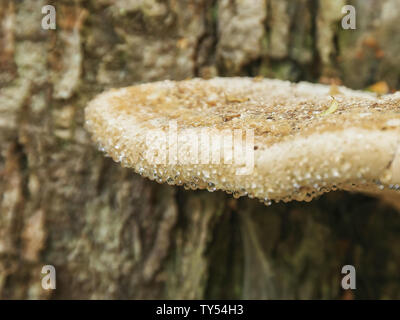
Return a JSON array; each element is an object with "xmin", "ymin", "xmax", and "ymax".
[{"xmin": 0, "ymin": 0, "xmax": 399, "ymax": 299}]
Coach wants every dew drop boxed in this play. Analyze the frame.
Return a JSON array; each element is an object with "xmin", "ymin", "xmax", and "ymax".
[{"xmin": 207, "ymin": 182, "xmax": 216, "ymax": 192}]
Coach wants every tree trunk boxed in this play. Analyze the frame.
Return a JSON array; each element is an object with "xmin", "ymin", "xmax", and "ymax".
[{"xmin": 1, "ymin": 0, "xmax": 400, "ymax": 299}]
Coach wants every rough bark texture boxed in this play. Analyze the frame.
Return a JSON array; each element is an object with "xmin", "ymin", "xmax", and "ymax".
[{"xmin": 0, "ymin": 0, "xmax": 400, "ymax": 299}]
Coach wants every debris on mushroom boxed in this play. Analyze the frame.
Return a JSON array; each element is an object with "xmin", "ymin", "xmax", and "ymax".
[
  {"xmin": 320, "ymin": 97, "xmax": 338, "ymax": 116},
  {"xmin": 367, "ymin": 81, "xmax": 390, "ymax": 96},
  {"xmin": 329, "ymin": 84, "xmax": 341, "ymax": 96},
  {"xmin": 85, "ymin": 77, "xmax": 400, "ymax": 205}
]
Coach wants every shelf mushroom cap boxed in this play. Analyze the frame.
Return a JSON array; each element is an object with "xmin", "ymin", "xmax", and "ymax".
[{"xmin": 85, "ymin": 77, "xmax": 400, "ymax": 204}]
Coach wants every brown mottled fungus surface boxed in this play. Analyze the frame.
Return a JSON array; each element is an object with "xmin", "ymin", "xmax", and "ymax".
[{"xmin": 85, "ymin": 77, "xmax": 400, "ymax": 204}]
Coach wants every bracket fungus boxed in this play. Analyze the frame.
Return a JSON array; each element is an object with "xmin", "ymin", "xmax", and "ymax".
[{"xmin": 85, "ymin": 77, "xmax": 400, "ymax": 205}]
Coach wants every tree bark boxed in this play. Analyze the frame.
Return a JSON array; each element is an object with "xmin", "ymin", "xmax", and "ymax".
[{"xmin": 0, "ymin": 0, "xmax": 400, "ymax": 299}]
